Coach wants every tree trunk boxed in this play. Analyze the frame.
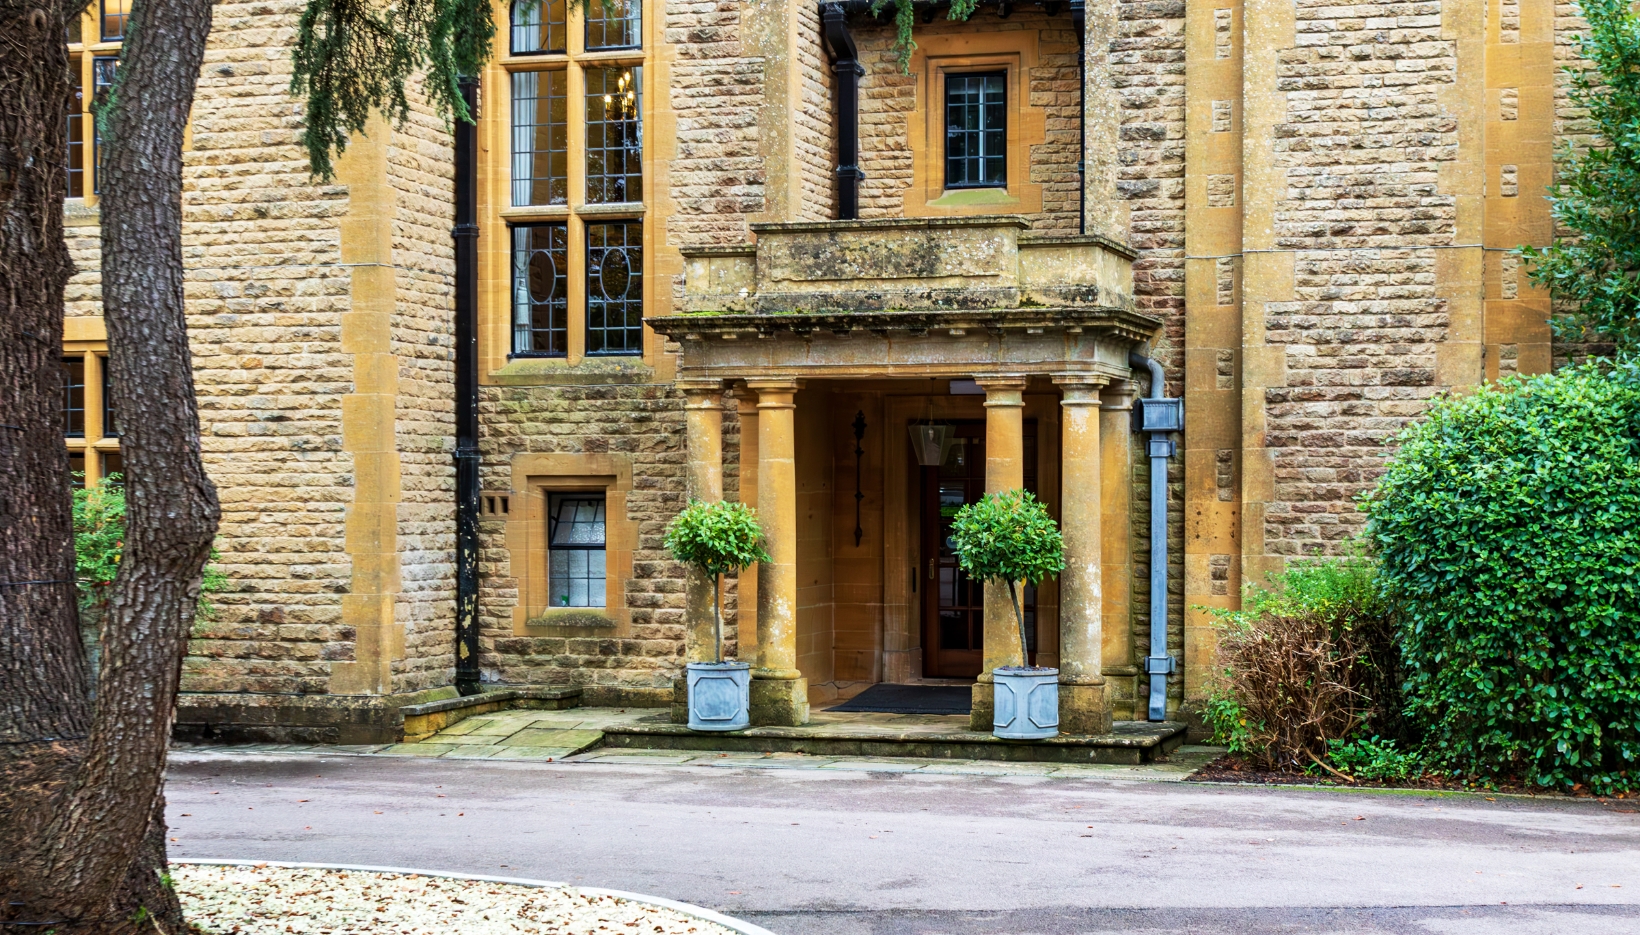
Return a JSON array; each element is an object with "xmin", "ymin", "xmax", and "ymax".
[
  {"xmin": 0, "ymin": 0, "xmax": 98, "ymax": 921},
  {"xmin": 2, "ymin": 0, "xmax": 218, "ymax": 930}
]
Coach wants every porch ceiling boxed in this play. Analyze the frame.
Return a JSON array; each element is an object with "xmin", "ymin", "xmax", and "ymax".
[{"xmin": 645, "ymin": 306, "xmax": 1158, "ymax": 382}]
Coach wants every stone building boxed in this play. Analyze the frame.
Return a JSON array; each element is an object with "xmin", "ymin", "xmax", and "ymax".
[{"xmin": 59, "ymin": 0, "xmax": 1564, "ymax": 742}]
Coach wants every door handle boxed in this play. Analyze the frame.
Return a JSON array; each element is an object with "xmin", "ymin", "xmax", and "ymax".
[{"xmin": 928, "ymin": 558, "xmax": 936, "ymax": 580}]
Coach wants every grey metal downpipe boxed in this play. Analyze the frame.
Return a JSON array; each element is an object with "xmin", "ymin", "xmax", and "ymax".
[{"xmin": 1129, "ymin": 349, "xmax": 1180, "ymax": 721}]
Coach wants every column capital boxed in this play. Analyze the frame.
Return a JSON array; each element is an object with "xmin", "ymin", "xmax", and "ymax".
[
  {"xmin": 976, "ymin": 374, "xmax": 1028, "ymax": 408},
  {"xmin": 743, "ymin": 377, "xmax": 803, "ymax": 392},
  {"xmin": 1100, "ymin": 378, "xmax": 1136, "ymax": 411},
  {"xmin": 678, "ymin": 379, "xmax": 726, "ymax": 407},
  {"xmin": 1053, "ymin": 374, "xmax": 1109, "ymax": 406}
]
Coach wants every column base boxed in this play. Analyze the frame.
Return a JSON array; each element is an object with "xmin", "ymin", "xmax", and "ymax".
[
  {"xmin": 1058, "ymin": 682, "xmax": 1113, "ymax": 736},
  {"xmin": 969, "ymin": 681, "xmax": 994, "ymax": 733},
  {"xmin": 750, "ymin": 677, "xmax": 809, "ymax": 726},
  {"xmin": 669, "ymin": 676, "xmax": 689, "ymax": 724}
]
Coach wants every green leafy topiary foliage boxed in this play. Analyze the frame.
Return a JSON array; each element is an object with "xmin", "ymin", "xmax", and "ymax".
[
  {"xmin": 664, "ymin": 499, "xmax": 770, "ymax": 663},
  {"xmin": 1366, "ymin": 364, "xmax": 1640, "ymax": 793},
  {"xmin": 947, "ymin": 489, "xmax": 1064, "ymax": 669},
  {"xmin": 1518, "ymin": 0, "xmax": 1640, "ymax": 351}
]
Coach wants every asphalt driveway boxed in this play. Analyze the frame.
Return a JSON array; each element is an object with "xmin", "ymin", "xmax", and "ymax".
[{"xmin": 166, "ymin": 749, "xmax": 1640, "ymax": 934}]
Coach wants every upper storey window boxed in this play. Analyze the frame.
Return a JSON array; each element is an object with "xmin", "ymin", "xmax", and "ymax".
[
  {"xmin": 501, "ymin": 0, "xmax": 646, "ymax": 361},
  {"xmin": 65, "ymin": 2, "xmax": 122, "ymax": 200},
  {"xmin": 584, "ymin": 0, "xmax": 640, "ymax": 50},
  {"xmin": 100, "ymin": 0, "xmax": 128, "ymax": 41},
  {"xmin": 944, "ymin": 71, "xmax": 1006, "ymax": 189},
  {"xmin": 512, "ymin": 0, "xmax": 567, "ymax": 54}
]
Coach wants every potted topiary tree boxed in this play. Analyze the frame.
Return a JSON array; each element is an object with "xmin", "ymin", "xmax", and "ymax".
[
  {"xmin": 664, "ymin": 499, "xmax": 770, "ymax": 731},
  {"xmin": 948, "ymin": 489, "xmax": 1067, "ymax": 740}
]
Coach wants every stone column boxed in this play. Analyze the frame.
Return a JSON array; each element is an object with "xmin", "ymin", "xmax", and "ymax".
[
  {"xmin": 747, "ymin": 379, "xmax": 808, "ymax": 726},
  {"xmin": 1100, "ymin": 379, "xmax": 1138, "ymax": 718},
  {"xmin": 1055, "ymin": 377, "xmax": 1112, "ymax": 735},
  {"xmin": 672, "ymin": 381, "xmax": 725, "ymax": 723},
  {"xmin": 734, "ymin": 386, "xmax": 760, "ymax": 664},
  {"xmin": 970, "ymin": 375, "xmax": 1028, "ymax": 731}
]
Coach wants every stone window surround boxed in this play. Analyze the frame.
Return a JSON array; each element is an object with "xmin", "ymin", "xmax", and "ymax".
[
  {"xmin": 901, "ymin": 33, "xmax": 1048, "ymax": 218},
  {"xmin": 504, "ymin": 452, "xmax": 638, "ymax": 635},
  {"xmin": 478, "ymin": 0, "xmax": 657, "ymax": 380}
]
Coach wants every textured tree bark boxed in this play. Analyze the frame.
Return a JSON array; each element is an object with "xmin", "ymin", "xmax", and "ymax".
[
  {"xmin": 1, "ymin": 0, "xmax": 218, "ymax": 930},
  {"xmin": 0, "ymin": 0, "xmax": 98, "ymax": 921}
]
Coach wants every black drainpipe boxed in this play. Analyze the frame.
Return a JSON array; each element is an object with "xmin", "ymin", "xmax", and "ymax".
[
  {"xmin": 1071, "ymin": 0, "xmax": 1085, "ymax": 235},
  {"xmin": 821, "ymin": 3, "xmax": 863, "ymax": 220},
  {"xmin": 453, "ymin": 76, "xmax": 482, "ymax": 696}
]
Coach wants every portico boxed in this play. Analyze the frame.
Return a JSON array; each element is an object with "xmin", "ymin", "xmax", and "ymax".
[{"xmin": 648, "ymin": 215, "xmax": 1157, "ymax": 735}]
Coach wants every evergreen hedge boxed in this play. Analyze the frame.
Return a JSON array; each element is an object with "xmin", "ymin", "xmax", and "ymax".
[{"xmin": 1367, "ymin": 365, "xmax": 1640, "ymax": 792}]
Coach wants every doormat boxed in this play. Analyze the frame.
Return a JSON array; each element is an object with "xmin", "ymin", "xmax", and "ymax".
[{"xmin": 827, "ymin": 683, "xmax": 972, "ymax": 715}]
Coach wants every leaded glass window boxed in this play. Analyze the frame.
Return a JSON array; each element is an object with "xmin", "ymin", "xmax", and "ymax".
[
  {"xmin": 585, "ymin": 0, "xmax": 640, "ymax": 50},
  {"xmin": 101, "ymin": 0, "xmax": 128, "ymax": 41},
  {"xmin": 586, "ymin": 221, "xmax": 642, "ymax": 356},
  {"xmin": 549, "ymin": 494, "xmax": 607, "ymax": 608},
  {"xmin": 513, "ymin": 223, "xmax": 569, "ymax": 356},
  {"xmin": 511, "ymin": 69, "xmax": 568, "ymax": 206},
  {"xmin": 511, "ymin": 0, "xmax": 568, "ymax": 54},
  {"xmin": 944, "ymin": 71, "xmax": 1006, "ymax": 190},
  {"xmin": 67, "ymin": 57, "xmax": 85, "ymax": 198},
  {"xmin": 62, "ymin": 357, "xmax": 85, "ymax": 438},
  {"xmin": 92, "ymin": 57, "xmax": 117, "ymax": 195},
  {"xmin": 585, "ymin": 66, "xmax": 641, "ymax": 204},
  {"xmin": 101, "ymin": 355, "xmax": 118, "ymax": 437}
]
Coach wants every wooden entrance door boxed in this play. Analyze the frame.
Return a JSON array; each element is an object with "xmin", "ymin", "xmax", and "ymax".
[{"xmin": 919, "ymin": 421, "xmax": 1037, "ymax": 678}]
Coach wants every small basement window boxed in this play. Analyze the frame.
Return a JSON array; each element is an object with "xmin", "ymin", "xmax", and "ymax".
[{"xmin": 548, "ymin": 493, "xmax": 607, "ymax": 607}]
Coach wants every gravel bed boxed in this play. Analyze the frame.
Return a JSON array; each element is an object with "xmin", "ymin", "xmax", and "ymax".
[{"xmin": 173, "ymin": 864, "xmax": 738, "ymax": 935}]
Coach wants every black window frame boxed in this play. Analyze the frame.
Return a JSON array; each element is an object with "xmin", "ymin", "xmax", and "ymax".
[
  {"xmin": 510, "ymin": 68, "xmax": 569, "ymax": 207},
  {"xmin": 943, "ymin": 70, "xmax": 1008, "ymax": 191}
]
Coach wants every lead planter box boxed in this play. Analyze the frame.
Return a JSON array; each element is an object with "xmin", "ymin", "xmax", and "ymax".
[
  {"xmin": 992, "ymin": 666, "xmax": 1059, "ymax": 740},
  {"xmin": 686, "ymin": 661, "xmax": 751, "ymax": 731}
]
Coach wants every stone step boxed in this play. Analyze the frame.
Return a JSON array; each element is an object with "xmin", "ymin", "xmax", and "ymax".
[{"xmin": 600, "ymin": 714, "xmax": 1188, "ymax": 765}]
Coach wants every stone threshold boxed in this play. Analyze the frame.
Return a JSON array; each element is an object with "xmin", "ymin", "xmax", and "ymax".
[
  {"xmin": 400, "ymin": 686, "xmax": 581, "ymax": 742},
  {"xmin": 599, "ymin": 715, "xmax": 1188, "ymax": 765}
]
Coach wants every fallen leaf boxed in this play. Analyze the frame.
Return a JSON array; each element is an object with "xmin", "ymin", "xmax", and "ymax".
[
  {"xmin": 374, "ymin": 811, "xmax": 383, "ymax": 815},
  {"xmin": 1353, "ymin": 816, "xmax": 1365, "ymax": 821}
]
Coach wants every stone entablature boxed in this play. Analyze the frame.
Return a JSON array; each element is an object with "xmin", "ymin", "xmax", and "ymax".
[
  {"xmin": 678, "ymin": 216, "xmax": 1136, "ymax": 315},
  {"xmin": 647, "ymin": 307, "xmax": 1157, "ymax": 384}
]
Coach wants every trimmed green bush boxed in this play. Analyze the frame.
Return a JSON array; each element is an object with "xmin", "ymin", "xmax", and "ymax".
[
  {"xmin": 1367, "ymin": 364, "xmax": 1640, "ymax": 793},
  {"xmin": 947, "ymin": 489, "xmax": 1064, "ymax": 668},
  {"xmin": 664, "ymin": 499, "xmax": 769, "ymax": 662}
]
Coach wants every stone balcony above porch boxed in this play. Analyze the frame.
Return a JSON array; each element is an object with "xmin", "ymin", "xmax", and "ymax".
[
  {"xmin": 658, "ymin": 216, "xmax": 1153, "ymax": 384},
  {"xmin": 678, "ymin": 215, "xmax": 1137, "ymax": 316}
]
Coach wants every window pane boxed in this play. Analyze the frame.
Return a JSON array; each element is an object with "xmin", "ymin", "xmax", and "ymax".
[
  {"xmin": 511, "ymin": 70, "xmax": 567, "ymax": 206},
  {"xmin": 548, "ymin": 493, "xmax": 608, "ymax": 608},
  {"xmin": 511, "ymin": 223, "xmax": 568, "ymax": 356},
  {"xmin": 101, "ymin": 355, "xmax": 118, "ymax": 437},
  {"xmin": 67, "ymin": 57, "xmax": 85, "ymax": 198},
  {"xmin": 100, "ymin": 450, "xmax": 122, "ymax": 483},
  {"xmin": 92, "ymin": 57, "xmax": 117, "ymax": 195},
  {"xmin": 584, "ymin": 66, "xmax": 641, "ymax": 204},
  {"xmin": 550, "ymin": 496, "xmax": 607, "ymax": 547},
  {"xmin": 585, "ymin": 220, "xmax": 643, "ymax": 356},
  {"xmin": 511, "ymin": 0, "xmax": 567, "ymax": 54},
  {"xmin": 101, "ymin": 0, "xmax": 128, "ymax": 41},
  {"xmin": 62, "ymin": 357, "xmax": 85, "ymax": 437},
  {"xmin": 585, "ymin": 0, "xmax": 641, "ymax": 50},
  {"xmin": 944, "ymin": 72, "xmax": 1006, "ymax": 189},
  {"xmin": 69, "ymin": 451, "xmax": 86, "ymax": 489}
]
